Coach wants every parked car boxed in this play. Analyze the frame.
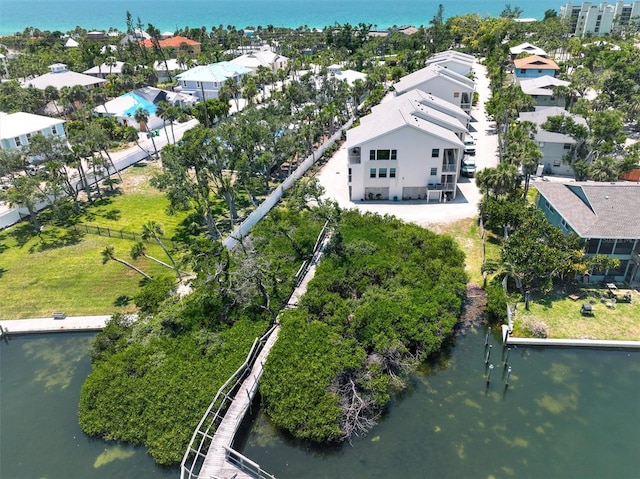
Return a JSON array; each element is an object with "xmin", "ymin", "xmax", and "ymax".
[
  {"xmin": 464, "ymin": 136, "xmax": 476, "ymax": 155},
  {"xmin": 461, "ymin": 157, "xmax": 476, "ymax": 177}
]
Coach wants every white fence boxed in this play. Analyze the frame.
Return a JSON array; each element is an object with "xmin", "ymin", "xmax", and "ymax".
[{"xmin": 224, "ymin": 120, "xmax": 353, "ymax": 250}]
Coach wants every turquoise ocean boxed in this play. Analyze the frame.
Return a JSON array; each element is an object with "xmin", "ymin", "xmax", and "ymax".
[{"xmin": 0, "ymin": 0, "xmax": 563, "ymax": 35}]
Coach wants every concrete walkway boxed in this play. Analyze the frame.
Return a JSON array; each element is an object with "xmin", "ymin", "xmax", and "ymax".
[{"xmin": 0, "ymin": 315, "xmax": 114, "ymax": 336}]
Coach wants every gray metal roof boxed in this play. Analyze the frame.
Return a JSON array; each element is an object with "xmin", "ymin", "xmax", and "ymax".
[
  {"xmin": 519, "ymin": 107, "xmax": 586, "ymax": 144},
  {"xmin": 394, "ymin": 64, "xmax": 474, "ymax": 95},
  {"xmin": 535, "ymin": 182, "xmax": 640, "ymax": 239}
]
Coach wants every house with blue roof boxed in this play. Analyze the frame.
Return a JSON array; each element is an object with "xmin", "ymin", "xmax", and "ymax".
[{"xmin": 175, "ymin": 62, "xmax": 251, "ymax": 100}]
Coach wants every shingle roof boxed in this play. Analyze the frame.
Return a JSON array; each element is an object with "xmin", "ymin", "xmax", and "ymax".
[
  {"xmin": 513, "ymin": 55, "xmax": 559, "ymax": 70},
  {"xmin": 519, "ymin": 75, "xmax": 570, "ymax": 96},
  {"xmin": 535, "ymin": 182, "xmax": 640, "ymax": 239},
  {"xmin": 84, "ymin": 61, "xmax": 125, "ymax": 75}
]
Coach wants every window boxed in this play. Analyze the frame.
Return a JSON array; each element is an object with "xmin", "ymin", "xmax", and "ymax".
[
  {"xmin": 370, "ymin": 149, "xmax": 376, "ymax": 161},
  {"xmin": 453, "ymin": 92, "xmax": 460, "ymax": 98},
  {"xmin": 553, "ymin": 160, "xmax": 561, "ymax": 167},
  {"xmin": 431, "ymin": 148, "xmax": 440, "ymax": 158},
  {"xmin": 26, "ymin": 133, "xmax": 31, "ymax": 140},
  {"xmin": 561, "ymin": 218, "xmax": 568, "ymax": 228},
  {"xmin": 370, "ymin": 168, "xmax": 376, "ymax": 178},
  {"xmin": 390, "ymin": 168, "xmax": 396, "ymax": 178},
  {"xmin": 196, "ymin": 81, "xmax": 202, "ymax": 88},
  {"xmin": 539, "ymin": 142, "xmax": 545, "ymax": 147},
  {"xmin": 378, "ymin": 168, "xmax": 387, "ymax": 178},
  {"xmin": 598, "ymin": 240, "xmax": 614, "ymax": 255},
  {"xmin": 586, "ymin": 239, "xmax": 599, "ymax": 254},
  {"xmin": 563, "ymin": 143, "xmax": 571, "ymax": 150},
  {"xmin": 14, "ymin": 137, "xmax": 21, "ymax": 147},
  {"xmin": 377, "ymin": 150, "xmax": 391, "ymax": 160},
  {"xmin": 348, "ymin": 168, "xmax": 352, "ymax": 183},
  {"xmin": 520, "ymin": 69, "xmax": 526, "ymax": 74},
  {"xmin": 430, "ymin": 167, "xmax": 438, "ymax": 176},
  {"xmin": 391, "ymin": 149, "xmax": 397, "ymax": 160},
  {"xmin": 614, "ymin": 240, "xmax": 634, "ymax": 255}
]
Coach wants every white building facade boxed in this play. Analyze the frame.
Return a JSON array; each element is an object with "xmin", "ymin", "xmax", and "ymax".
[
  {"xmin": 0, "ymin": 112, "xmax": 66, "ymax": 150},
  {"xmin": 560, "ymin": 2, "xmax": 640, "ymax": 36}
]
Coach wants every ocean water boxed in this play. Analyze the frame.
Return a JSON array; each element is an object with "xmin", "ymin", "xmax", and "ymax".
[{"xmin": 0, "ymin": 0, "xmax": 563, "ymax": 36}]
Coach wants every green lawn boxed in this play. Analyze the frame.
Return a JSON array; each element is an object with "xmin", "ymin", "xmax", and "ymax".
[
  {"xmin": 0, "ymin": 163, "xmax": 191, "ymax": 319},
  {"xmin": 431, "ymin": 217, "xmax": 501, "ymax": 286},
  {"xmin": 512, "ymin": 286, "xmax": 640, "ymax": 340}
]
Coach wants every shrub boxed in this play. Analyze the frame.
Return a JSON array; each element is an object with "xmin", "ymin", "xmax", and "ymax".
[
  {"xmin": 485, "ymin": 281, "xmax": 508, "ymax": 323},
  {"xmin": 521, "ymin": 317, "xmax": 549, "ymax": 338}
]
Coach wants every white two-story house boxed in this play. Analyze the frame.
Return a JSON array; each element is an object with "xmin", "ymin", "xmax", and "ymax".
[
  {"xmin": 394, "ymin": 64, "xmax": 475, "ymax": 114},
  {"xmin": 0, "ymin": 111, "xmax": 66, "ymax": 151},
  {"xmin": 425, "ymin": 50, "xmax": 476, "ymax": 76},
  {"xmin": 347, "ymin": 89, "xmax": 465, "ymax": 202}
]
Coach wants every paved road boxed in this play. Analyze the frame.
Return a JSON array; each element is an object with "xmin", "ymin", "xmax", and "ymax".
[{"xmin": 318, "ymin": 62, "xmax": 498, "ymax": 228}]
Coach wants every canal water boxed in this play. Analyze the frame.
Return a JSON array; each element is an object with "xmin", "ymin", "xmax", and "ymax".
[
  {"xmin": 1, "ymin": 328, "xmax": 639, "ymax": 478},
  {"xmin": 0, "ymin": 332, "xmax": 177, "ymax": 479},
  {"xmin": 240, "ymin": 326, "xmax": 640, "ymax": 479}
]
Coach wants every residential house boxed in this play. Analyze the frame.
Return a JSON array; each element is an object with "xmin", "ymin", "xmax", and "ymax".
[
  {"xmin": 23, "ymin": 63, "xmax": 106, "ymax": 91},
  {"xmin": 394, "ymin": 64, "xmax": 475, "ymax": 114},
  {"xmin": 346, "ymin": 89, "xmax": 465, "ymax": 202},
  {"xmin": 326, "ymin": 64, "xmax": 367, "ymax": 86},
  {"xmin": 154, "ymin": 58, "xmax": 190, "ymax": 83},
  {"xmin": 64, "ymin": 37, "xmax": 79, "ymax": 48},
  {"xmin": 84, "ymin": 61, "xmax": 126, "ymax": 79},
  {"xmin": 175, "ymin": 62, "xmax": 251, "ymax": 100},
  {"xmin": 140, "ymin": 36, "xmax": 201, "ymax": 55},
  {"xmin": 560, "ymin": 1, "xmax": 640, "ymax": 36},
  {"xmin": 509, "ymin": 42, "xmax": 548, "ymax": 60},
  {"xmin": 120, "ymin": 29, "xmax": 151, "ymax": 45},
  {"xmin": 230, "ymin": 47, "xmax": 289, "ymax": 74},
  {"xmin": 86, "ymin": 31, "xmax": 106, "ymax": 42},
  {"xmin": 373, "ymin": 88, "xmax": 470, "ymax": 129},
  {"xmin": 519, "ymin": 106, "xmax": 587, "ymax": 176},
  {"xmin": 425, "ymin": 50, "xmax": 476, "ymax": 76},
  {"xmin": 535, "ymin": 182, "xmax": 640, "ymax": 285},
  {"xmin": 513, "ymin": 56, "xmax": 559, "ymax": 79},
  {"xmin": 519, "ymin": 75, "xmax": 573, "ymax": 107},
  {"xmin": 0, "ymin": 111, "xmax": 66, "ymax": 151},
  {"xmin": 94, "ymin": 87, "xmax": 169, "ymax": 131}
]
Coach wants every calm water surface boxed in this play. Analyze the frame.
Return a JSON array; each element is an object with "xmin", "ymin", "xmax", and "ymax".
[
  {"xmin": 0, "ymin": 332, "xmax": 177, "ymax": 479},
  {"xmin": 240, "ymin": 326, "xmax": 640, "ymax": 478},
  {"xmin": 1, "ymin": 328, "xmax": 639, "ymax": 479},
  {"xmin": 0, "ymin": 0, "xmax": 563, "ymax": 35}
]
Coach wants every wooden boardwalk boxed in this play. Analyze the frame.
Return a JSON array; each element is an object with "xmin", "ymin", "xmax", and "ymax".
[{"xmin": 181, "ymin": 227, "xmax": 332, "ymax": 479}]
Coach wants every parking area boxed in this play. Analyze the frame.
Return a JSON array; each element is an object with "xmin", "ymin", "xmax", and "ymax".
[{"xmin": 318, "ymin": 62, "xmax": 499, "ymax": 228}]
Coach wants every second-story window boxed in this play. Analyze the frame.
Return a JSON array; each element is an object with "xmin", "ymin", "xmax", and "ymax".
[
  {"xmin": 431, "ymin": 148, "xmax": 439, "ymax": 158},
  {"xmin": 14, "ymin": 137, "xmax": 21, "ymax": 147}
]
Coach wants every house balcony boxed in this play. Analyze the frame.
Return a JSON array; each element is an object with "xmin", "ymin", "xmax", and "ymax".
[{"xmin": 441, "ymin": 163, "xmax": 457, "ymax": 173}]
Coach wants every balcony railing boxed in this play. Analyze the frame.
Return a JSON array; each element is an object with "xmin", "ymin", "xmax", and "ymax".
[
  {"xmin": 441, "ymin": 164, "xmax": 457, "ymax": 173},
  {"xmin": 427, "ymin": 182, "xmax": 456, "ymax": 191}
]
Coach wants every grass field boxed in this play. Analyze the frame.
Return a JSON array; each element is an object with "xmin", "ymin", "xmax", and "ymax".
[
  {"xmin": 513, "ymin": 286, "xmax": 640, "ymax": 341},
  {"xmin": 430, "ymin": 217, "xmax": 501, "ymax": 286},
  {"xmin": 0, "ymin": 164, "xmax": 190, "ymax": 319}
]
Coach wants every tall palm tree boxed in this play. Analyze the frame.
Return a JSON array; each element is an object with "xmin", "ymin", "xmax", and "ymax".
[
  {"xmin": 130, "ymin": 241, "xmax": 174, "ymax": 270},
  {"xmin": 101, "ymin": 245, "xmax": 151, "ymax": 279},
  {"xmin": 44, "ymin": 85, "xmax": 61, "ymax": 116},
  {"xmin": 134, "ymin": 107, "xmax": 158, "ymax": 159},
  {"xmin": 154, "ymin": 101, "xmax": 171, "ymax": 141},
  {"xmin": 141, "ymin": 221, "xmax": 181, "ymax": 279}
]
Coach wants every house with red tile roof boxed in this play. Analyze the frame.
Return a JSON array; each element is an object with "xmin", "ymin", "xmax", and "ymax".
[
  {"xmin": 513, "ymin": 55, "xmax": 559, "ymax": 79},
  {"xmin": 140, "ymin": 36, "xmax": 201, "ymax": 55}
]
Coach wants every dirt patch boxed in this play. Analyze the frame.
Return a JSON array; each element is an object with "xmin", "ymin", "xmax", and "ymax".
[{"xmin": 455, "ymin": 282, "xmax": 488, "ymax": 335}]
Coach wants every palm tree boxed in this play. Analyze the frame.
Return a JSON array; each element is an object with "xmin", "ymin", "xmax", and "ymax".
[
  {"xmin": 101, "ymin": 245, "xmax": 151, "ymax": 279},
  {"xmin": 130, "ymin": 241, "xmax": 174, "ymax": 270},
  {"xmin": 134, "ymin": 107, "xmax": 158, "ymax": 159},
  {"xmin": 141, "ymin": 221, "xmax": 181, "ymax": 279},
  {"xmin": 165, "ymin": 106, "xmax": 180, "ymax": 144},
  {"xmin": 44, "ymin": 86, "xmax": 61, "ymax": 116},
  {"xmin": 154, "ymin": 100, "xmax": 171, "ymax": 141}
]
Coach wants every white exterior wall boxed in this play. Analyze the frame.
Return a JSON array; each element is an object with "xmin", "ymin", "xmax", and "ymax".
[
  {"xmin": 349, "ymin": 126, "xmax": 461, "ymax": 201},
  {"xmin": 428, "ymin": 60, "xmax": 472, "ymax": 77},
  {"xmin": 410, "ymin": 77, "xmax": 473, "ymax": 113},
  {"xmin": 540, "ymin": 141, "xmax": 575, "ymax": 176},
  {"xmin": 0, "ymin": 123, "xmax": 65, "ymax": 150}
]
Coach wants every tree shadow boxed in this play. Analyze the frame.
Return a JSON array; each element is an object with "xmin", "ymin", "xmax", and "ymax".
[
  {"xmin": 7, "ymin": 223, "xmax": 39, "ymax": 248},
  {"xmin": 0, "ymin": 267, "xmax": 6, "ymax": 279},
  {"xmin": 114, "ymin": 295, "xmax": 132, "ymax": 307},
  {"xmin": 103, "ymin": 209, "xmax": 122, "ymax": 221},
  {"xmin": 29, "ymin": 228, "xmax": 85, "ymax": 253}
]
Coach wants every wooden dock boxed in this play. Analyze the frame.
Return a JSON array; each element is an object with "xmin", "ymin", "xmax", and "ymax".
[{"xmin": 181, "ymin": 226, "xmax": 332, "ymax": 479}]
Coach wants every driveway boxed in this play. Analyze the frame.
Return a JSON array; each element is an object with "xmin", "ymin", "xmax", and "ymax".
[{"xmin": 318, "ymin": 61, "xmax": 498, "ymax": 228}]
